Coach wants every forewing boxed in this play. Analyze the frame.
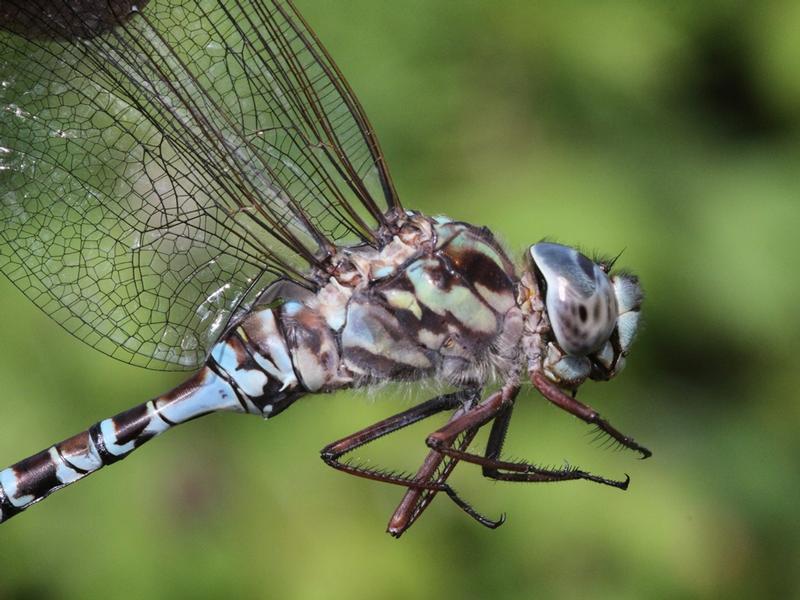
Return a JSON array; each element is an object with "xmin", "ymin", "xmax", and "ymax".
[{"xmin": 0, "ymin": 0, "xmax": 401, "ymax": 369}]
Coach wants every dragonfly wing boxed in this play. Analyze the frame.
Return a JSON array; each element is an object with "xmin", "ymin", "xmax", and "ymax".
[{"xmin": 0, "ymin": 0, "xmax": 401, "ymax": 370}]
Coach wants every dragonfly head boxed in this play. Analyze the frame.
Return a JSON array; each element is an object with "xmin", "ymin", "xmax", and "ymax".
[{"xmin": 522, "ymin": 242, "xmax": 643, "ymax": 387}]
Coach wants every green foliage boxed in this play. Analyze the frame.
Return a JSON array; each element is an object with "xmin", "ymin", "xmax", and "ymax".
[{"xmin": 0, "ymin": 1, "xmax": 797, "ymax": 597}]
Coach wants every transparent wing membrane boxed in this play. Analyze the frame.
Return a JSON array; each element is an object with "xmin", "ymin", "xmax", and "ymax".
[{"xmin": 0, "ymin": 0, "xmax": 401, "ymax": 369}]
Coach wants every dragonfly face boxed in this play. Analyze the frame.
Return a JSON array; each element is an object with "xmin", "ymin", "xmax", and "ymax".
[{"xmin": 522, "ymin": 242, "xmax": 643, "ymax": 388}]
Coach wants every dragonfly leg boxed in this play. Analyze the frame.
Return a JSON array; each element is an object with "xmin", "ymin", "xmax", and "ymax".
[
  {"xmin": 386, "ymin": 418, "xmax": 490, "ymax": 538},
  {"xmin": 320, "ymin": 391, "xmax": 469, "ymax": 491},
  {"xmin": 386, "ymin": 385, "xmax": 520, "ymax": 537},
  {"xmin": 320, "ymin": 390, "xmax": 469, "ymax": 467},
  {"xmin": 321, "ymin": 389, "xmax": 499, "ymax": 533},
  {"xmin": 530, "ymin": 371, "xmax": 651, "ymax": 459},
  {"xmin": 426, "ymin": 401, "xmax": 629, "ymax": 489},
  {"xmin": 424, "ymin": 383, "xmax": 521, "ymax": 448}
]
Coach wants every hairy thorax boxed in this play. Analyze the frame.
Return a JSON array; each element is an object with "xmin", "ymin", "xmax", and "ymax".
[{"xmin": 227, "ymin": 213, "xmax": 525, "ymax": 415}]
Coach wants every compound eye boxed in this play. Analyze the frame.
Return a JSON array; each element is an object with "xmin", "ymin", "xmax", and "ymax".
[{"xmin": 530, "ymin": 243, "xmax": 618, "ymax": 356}]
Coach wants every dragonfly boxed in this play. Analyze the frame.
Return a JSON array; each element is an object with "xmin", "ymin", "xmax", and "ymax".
[{"xmin": 0, "ymin": 0, "xmax": 649, "ymax": 537}]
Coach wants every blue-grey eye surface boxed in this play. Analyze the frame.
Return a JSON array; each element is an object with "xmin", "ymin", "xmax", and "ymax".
[{"xmin": 531, "ymin": 242, "xmax": 617, "ymax": 356}]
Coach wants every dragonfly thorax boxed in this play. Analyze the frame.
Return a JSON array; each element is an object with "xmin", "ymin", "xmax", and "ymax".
[
  {"xmin": 211, "ymin": 213, "xmax": 526, "ymax": 416},
  {"xmin": 325, "ymin": 213, "xmax": 525, "ymax": 388}
]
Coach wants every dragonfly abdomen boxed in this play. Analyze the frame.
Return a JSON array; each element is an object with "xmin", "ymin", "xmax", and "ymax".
[
  {"xmin": 0, "ymin": 367, "xmax": 249, "ymax": 524},
  {"xmin": 0, "ymin": 305, "xmax": 322, "ymax": 524}
]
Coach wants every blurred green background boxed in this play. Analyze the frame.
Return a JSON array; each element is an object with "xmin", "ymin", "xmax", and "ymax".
[{"xmin": 1, "ymin": 1, "xmax": 799, "ymax": 598}]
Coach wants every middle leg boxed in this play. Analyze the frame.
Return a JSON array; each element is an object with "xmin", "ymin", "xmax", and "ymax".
[{"xmin": 426, "ymin": 392, "xmax": 630, "ymax": 489}]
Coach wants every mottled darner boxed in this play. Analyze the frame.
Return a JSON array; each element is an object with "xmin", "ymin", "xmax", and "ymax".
[{"xmin": 0, "ymin": 0, "xmax": 649, "ymax": 536}]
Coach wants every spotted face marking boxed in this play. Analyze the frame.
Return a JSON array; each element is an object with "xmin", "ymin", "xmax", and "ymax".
[{"xmin": 530, "ymin": 242, "xmax": 618, "ymax": 356}]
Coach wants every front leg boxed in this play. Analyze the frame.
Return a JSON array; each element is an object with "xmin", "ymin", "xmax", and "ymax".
[
  {"xmin": 427, "ymin": 404, "xmax": 630, "ymax": 490},
  {"xmin": 531, "ymin": 371, "xmax": 652, "ymax": 459},
  {"xmin": 425, "ymin": 388, "xmax": 629, "ymax": 490},
  {"xmin": 481, "ymin": 402, "xmax": 627, "ymax": 487}
]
